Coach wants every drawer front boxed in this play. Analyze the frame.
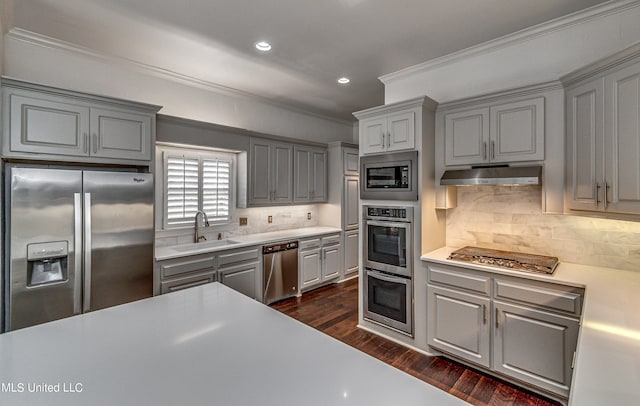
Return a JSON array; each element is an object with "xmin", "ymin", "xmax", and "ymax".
[
  {"xmin": 299, "ymin": 238, "xmax": 321, "ymax": 250},
  {"xmin": 321, "ymin": 234, "xmax": 341, "ymax": 246},
  {"xmin": 494, "ymin": 279, "xmax": 583, "ymax": 316},
  {"xmin": 217, "ymin": 247, "xmax": 260, "ymax": 267},
  {"xmin": 160, "ymin": 271, "xmax": 216, "ymax": 294},
  {"xmin": 159, "ymin": 255, "xmax": 215, "ymax": 279},
  {"xmin": 428, "ymin": 264, "xmax": 491, "ymax": 296}
]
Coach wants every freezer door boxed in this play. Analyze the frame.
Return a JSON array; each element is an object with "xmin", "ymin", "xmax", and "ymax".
[
  {"xmin": 82, "ymin": 171, "xmax": 154, "ymax": 312},
  {"xmin": 7, "ymin": 167, "xmax": 83, "ymax": 331}
]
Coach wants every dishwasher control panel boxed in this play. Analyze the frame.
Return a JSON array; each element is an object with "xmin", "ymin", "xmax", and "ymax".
[{"xmin": 263, "ymin": 241, "xmax": 298, "ymax": 254}]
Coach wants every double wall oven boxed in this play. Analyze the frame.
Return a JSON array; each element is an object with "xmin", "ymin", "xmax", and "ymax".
[{"xmin": 363, "ymin": 205, "xmax": 413, "ymax": 336}]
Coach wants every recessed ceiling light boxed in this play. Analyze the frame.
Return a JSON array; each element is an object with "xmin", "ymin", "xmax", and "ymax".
[
  {"xmin": 337, "ymin": 77, "xmax": 350, "ymax": 84},
  {"xmin": 255, "ymin": 41, "xmax": 272, "ymax": 52}
]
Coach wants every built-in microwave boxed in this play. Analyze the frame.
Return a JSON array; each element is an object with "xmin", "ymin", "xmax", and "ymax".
[{"xmin": 360, "ymin": 150, "xmax": 418, "ymax": 201}]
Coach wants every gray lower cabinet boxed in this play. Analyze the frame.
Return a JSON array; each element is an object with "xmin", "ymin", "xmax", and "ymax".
[
  {"xmin": 299, "ymin": 233, "xmax": 342, "ymax": 291},
  {"xmin": 426, "ymin": 262, "xmax": 583, "ymax": 399},
  {"xmin": 344, "ymin": 230, "xmax": 359, "ymax": 277},
  {"xmin": 218, "ymin": 261, "xmax": 261, "ymax": 301},
  {"xmin": 157, "ymin": 253, "xmax": 216, "ymax": 294},
  {"xmin": 494, "ymin": 300, "xmax": 579, "ymax": 398},
  {"xmin": 300, "ymin": 247, "xmax": 322, "ymax": 289},
  {"xmin": 427, "ymin": 285, "xmax": 491, "ymax": 368},
  {"xmin": 155, "ymin": 245, "xmax": 262, "ymax": 300},
  {"xmin": 2, "ymin": 78, "xmax": 159, "ymax": 164},
  {"xmin": 161, "ymin": 271, "xmax": 217, "ymax": 294}
]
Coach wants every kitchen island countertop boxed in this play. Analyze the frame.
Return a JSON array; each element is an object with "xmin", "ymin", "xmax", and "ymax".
[
  {"xmin": 422, "ymin": 247, "xmax": 640, "ymax": 406},
  {"xmin": 0, "ymin": 282, "xmax": 467, "ymax": 406}
]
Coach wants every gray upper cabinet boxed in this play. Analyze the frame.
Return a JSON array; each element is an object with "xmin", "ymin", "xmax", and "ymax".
[
  {"xmin": 359, "ymin": 110, "xmax": 415, "ymax": 154},
  {"xmin": 8, "ymin": 92, "xmax": 90, "ymax": 157},
  {"xmin": 90, "ymin": 108, "xmax": 152, "ymax": 160},
  {"xmin": 444, "ymin": 97, "xmax": 545, "ymax": 166},
  {"xmin": 2, "ymin": 78, "xmax": 160, "ymax": 165},
  {"xmin": 564, "ymin": 48, "xmax": 640, "ymax": 215},
  {"xmin": 249, "ymin": 138, "xmax": 293, "ymax": 205},
  {"xmin": 293, "ymin": 145, "xmax": 327, "ymax": 203},
  {"xmin": 343, "ymin": 148, "xmax": 359, "ymax": 175}
]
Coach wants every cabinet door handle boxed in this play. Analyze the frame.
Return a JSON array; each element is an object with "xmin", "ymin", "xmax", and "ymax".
[
  {"xmin": 491, "ymin": 141, "xmax": 495, "ymax": 160},
  {"xmin": 381, "ymin": 133, "xmax": 385, "ymax": 149},
  {"xmin": 483, "ymin": 142, "xmax": 487, "ymax": 160},
  {"xmin": 595, "ymin": 183, "xmax": 601, "ymax": 207},
  {"xmin": 604, "ymin": 182, "xmax": 610, "ymax": 210},
  {"xmin": 483, "ymin": 304, "xmax": 487, "ymax": 324},
  {"xmin": 92, "ymin": 133, "xmax": 98, "ymax": 154},
  {"xmin": 83, "ymin": 133, "xmax": 88, "ymax": 154},
  {"xmin": 495, "ymin": 308, "xmax": 499, "ymax": 328},
  {"xmin": 387, "ymin": 132, "xmax": 391, "ymax": 148}
]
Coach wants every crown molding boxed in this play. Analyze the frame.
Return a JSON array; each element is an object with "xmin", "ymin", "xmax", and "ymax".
[
  {"xmin": 352, "ymin": 96, "xmax": 437, "ymax": 120},
  {"xmin": 561, "ymin": 40, "xmax": 640, "ymax": 86},
  {"xmin": 436, "ymin": 80, "xmax": 563, "ymax": 112},
  {"xmin": 379, "ymin": 0, "xmax": 640, "ymax": 85},
  {"xmin": 6, "ymin": 28, "xmax": 355, "ymax": 126}
]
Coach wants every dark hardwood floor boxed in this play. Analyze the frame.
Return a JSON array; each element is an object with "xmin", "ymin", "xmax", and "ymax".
[{"xmin": 270, "ymin": 278, "xmax": 561, "ymax": 406}]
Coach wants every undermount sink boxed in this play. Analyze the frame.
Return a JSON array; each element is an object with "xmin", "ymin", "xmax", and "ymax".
[{"xmin": 172, "ymin": 239, "xmax": 241, "ymax": 252}]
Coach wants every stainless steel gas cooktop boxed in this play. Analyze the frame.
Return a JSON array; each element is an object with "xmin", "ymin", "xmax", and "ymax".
[{"xmin": 447, "ymin": 246, "xmax": 559, "ymax": 275}]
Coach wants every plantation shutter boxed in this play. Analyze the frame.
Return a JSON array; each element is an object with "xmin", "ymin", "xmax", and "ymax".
[
  {"xmin": 166, "ymin": 155, "xmax": 200, "ymax": 224},
  {"xmin": 202, "ymin": 159, "xmax": 231, "ymax": 222}
]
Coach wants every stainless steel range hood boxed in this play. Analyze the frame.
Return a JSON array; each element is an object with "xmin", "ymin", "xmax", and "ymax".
[{"xmin": 440, "ymin": 165, "xmax": 542, "ymax": 186}]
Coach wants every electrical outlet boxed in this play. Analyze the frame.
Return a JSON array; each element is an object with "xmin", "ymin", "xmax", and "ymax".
[
  {"xmin": 307, "ymin": 212, "xmax": 311, "ymax": 220},
  {"xmin": 268, "ymin": 215, "xmax": 273, "ymax": 224},
  {"xmin": 239, "ymin": 217, "xmax": 248, "ymax": 226}
]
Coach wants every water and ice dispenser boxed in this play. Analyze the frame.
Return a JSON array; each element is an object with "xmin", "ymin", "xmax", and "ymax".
[{"xmin": 26, "ymin": 241, "xmax": 69, "ymax": 286}]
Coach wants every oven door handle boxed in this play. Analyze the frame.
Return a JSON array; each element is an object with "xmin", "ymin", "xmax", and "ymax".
[
  {"xmin": 366, "ymin": 220, "xmax": 411, "ymax": 229},
  {"xmin": 368, "ymin": 270, "xmax": 409, "ymax": 284}
]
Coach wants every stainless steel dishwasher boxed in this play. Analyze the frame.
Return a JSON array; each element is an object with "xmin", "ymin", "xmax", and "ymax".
[{"xmin": 263, "ymin": 241, "xmax": 299, "ymax": 305}]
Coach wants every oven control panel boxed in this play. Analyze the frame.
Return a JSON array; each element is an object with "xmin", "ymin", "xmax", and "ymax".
[{"xmin": 365, "ymin": 206, "xmax": 413, "ymax": 221}]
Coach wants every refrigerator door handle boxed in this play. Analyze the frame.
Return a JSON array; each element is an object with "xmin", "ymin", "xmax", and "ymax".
[
  {"xmin": 83, "ymin": 192, "xmax": 92, "ymax": 312},
  {"xmin": 73, "ymin": 193, "xmax": 83, "ymax": 314}
]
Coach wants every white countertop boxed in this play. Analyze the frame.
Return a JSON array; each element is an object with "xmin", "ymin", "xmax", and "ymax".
[
  {"xmin": 0, "ymin": 283, "xmax": 467, "ymax": 406},
  {"xmin": 422, "ymin": 247, "xmax": 640, "ymax": 406},
  {"xmin": 155, "ymin": 226, "xmax": 342, "ymax": 261}
]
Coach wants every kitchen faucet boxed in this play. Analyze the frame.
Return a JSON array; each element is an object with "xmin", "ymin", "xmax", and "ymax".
[{"xmin": 194, "ymin": 211, "xmax": 210, "ymax": 243}]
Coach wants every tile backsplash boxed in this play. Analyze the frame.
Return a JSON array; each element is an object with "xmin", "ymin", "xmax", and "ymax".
[
  {"xmin": 155, "ymin": 205, "xmax": 319, "ymax": 247},
  {"xmin": 446, "ymin": 186, "xmax": 640, "ymax": 272}
]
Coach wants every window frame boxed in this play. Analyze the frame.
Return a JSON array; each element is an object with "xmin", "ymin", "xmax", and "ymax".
[{"xmin": 157, "ymin": 143, "xmax": 236, "ymax": 231}]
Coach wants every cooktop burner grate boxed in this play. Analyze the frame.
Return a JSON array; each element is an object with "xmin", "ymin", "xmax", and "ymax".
[{"xmin": 447, "ymin": 246, "xmax": 559, "ymax": 275}]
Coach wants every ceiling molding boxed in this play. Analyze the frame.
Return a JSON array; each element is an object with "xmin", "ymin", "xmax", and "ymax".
[
  {"xmin": 379, "ymin": 0, "xmax": 640, "ymax": 85},
  {"xmin": 352, "ymin": 96, "xmax": 437, "ymax": 120},
  {"xmin": 6, "ymin": 27, "xmax": 355, "ymax": 126}
]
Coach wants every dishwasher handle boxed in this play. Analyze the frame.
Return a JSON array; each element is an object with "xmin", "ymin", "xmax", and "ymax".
[{"xmin": 263, "ymin": 241, "xmax": 298, "ymax": 254}]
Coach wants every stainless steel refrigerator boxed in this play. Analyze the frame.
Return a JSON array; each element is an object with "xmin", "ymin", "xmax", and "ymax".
[{"xmin": 3, "ymin": 165, "xmax": 154, "ymax": 331}]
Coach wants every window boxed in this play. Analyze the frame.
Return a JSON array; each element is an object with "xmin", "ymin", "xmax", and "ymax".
[{"xmin": 159, "ymin": 145, "xmax": 234, "ymax": 228}]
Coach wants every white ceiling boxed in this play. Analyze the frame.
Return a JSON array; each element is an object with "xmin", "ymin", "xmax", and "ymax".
[{"xmin": 8, "ymin": 0, "xmax": 611, "ymax": 121}]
